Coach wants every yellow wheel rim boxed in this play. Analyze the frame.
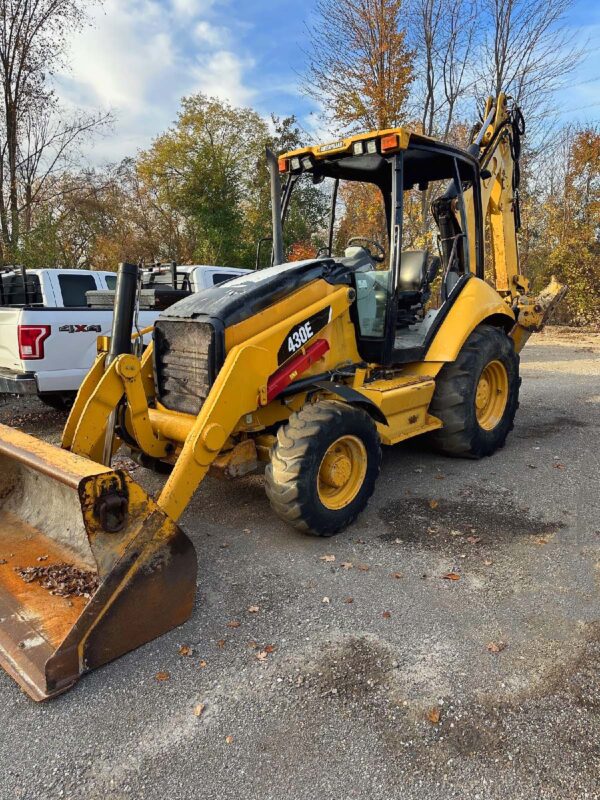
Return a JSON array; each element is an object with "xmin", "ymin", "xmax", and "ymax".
[
  {"xmin": 317, "ymin": 435, "xmax": 367, "ymax": 510},
  {"xmin": 475, "ymin": 360, "xmax": 509, "ymax": 431}
]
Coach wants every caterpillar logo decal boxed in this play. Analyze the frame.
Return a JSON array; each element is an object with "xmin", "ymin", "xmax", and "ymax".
[{"xmin": 277, "ymin": 307, "xmax": 331, "ymax": 365}]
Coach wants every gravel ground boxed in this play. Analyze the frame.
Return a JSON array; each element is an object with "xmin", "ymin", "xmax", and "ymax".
[{"xmin": 0, "ymin": 326, "xmax": 598, "ymax": 800}]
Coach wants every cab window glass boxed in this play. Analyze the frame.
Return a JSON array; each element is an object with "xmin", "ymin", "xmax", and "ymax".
[{"xmin": 58, "ymin": 274, "xmax": 97, "ymax": 306}]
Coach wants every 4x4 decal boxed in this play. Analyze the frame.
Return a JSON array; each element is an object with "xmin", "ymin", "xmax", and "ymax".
[{"xmin": 59, "ymin": 324, "xmax": 102, "ymax": 333}]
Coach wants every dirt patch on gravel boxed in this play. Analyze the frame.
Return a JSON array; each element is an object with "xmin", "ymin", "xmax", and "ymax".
[
  {"xmin": 378, "ymin": 496, "xmax": 564, "ymax": 551},
  {"xmin": 296, "ymin": 635, "xmax": 395, "ymax": 701},
  {"xmin": 515, "ymin": 415, "xmax": 589, "ymax": 440}
]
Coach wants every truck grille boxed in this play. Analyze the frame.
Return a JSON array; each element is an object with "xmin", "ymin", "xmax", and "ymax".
[{"xmin": 154, "ymin": 319, "xmax": 214, "ymax": 416}]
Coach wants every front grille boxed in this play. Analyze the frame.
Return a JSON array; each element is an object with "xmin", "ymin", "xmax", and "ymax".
[{"xmin": 154, "ymin": 319, "xmax": 214, "ymax": 415}]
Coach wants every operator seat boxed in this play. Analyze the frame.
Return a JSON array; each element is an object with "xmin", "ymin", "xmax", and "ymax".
[{"xmin": 397, "ymin": 250, "xmax": 440, "ymax": 328}]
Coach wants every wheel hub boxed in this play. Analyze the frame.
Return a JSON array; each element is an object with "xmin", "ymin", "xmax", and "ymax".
[
  {"xmin": 320, "ymin": 451, "xmax": 352, "ymax": 489},
  {"xmin": 317, "ymin": 435, "xmax": 368, "ymax": 510},
  {"xmin": 475, "ymin": 360, "xmax": 509, "ymax": 430}
]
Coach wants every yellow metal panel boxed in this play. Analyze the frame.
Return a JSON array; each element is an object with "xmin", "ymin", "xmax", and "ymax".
[
  {"xmin": 353, "ymin": 377, "xmax": 440, "ymax": 446},
  {"xmin": 424, "ymin": 278, "xmax": 514, "ymax": 363}
]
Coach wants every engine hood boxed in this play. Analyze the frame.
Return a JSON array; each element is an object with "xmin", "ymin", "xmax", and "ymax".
[{"xmin": 159, "ymin": 257, "xmax": 351, "ymax": 328}]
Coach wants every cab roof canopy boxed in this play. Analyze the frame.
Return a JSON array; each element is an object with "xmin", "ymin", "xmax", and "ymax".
[{"xmin": 278, "ymin": 127, "xmax": 478, "ymax": 191}]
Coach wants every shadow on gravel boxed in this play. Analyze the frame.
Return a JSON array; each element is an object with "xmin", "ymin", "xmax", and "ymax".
[{"xmin": 378, "ymin": 496, "xmax": 564, "ymax": 551}]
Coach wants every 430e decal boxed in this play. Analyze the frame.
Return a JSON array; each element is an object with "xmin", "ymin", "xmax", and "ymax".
[{"xmin": 277, "ymin": 307, "xmax": 332, "ymax": 365}]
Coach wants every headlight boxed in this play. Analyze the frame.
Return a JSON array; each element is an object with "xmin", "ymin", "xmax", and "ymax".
[
  {"xmin": 290, "ymin": 156, "xmax": 301, "ymax": 171},
  {"xmin": 301, "ymin": 156, "xmax": 313, "ymax": 170},
  {"xmin": 352, "ymin": 141, "xmax": 364, "ymax": 156},
  {"xmin": 366, "ymin": 139, "xmax": 378, "ymax": 154}
]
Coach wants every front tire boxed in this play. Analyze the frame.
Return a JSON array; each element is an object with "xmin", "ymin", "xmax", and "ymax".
[
  {"xmin": 265, "ymin": 401, "xmax": 381, "ymax": 536},
  {"xmin": 428, "ymin": 324, "xmax": 520, "ymax": 458},
  {"xmin": 38, "ymin": 392, "xmax": 75, "ymax": 411}
]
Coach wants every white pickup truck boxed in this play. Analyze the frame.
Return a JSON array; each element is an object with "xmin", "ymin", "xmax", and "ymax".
[{"xmin": 0, "ymin": 265, "xmax": 248, "ymax": 407}]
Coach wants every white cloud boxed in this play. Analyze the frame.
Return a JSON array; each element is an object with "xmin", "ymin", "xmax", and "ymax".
[
  {"xmin": 192, "ymin": 50, "xmax": 256, "ymax": 106},
  {"xmin": 171, "ymin": 0, "xmax": 211, "ymax": 15},
  {"xmin": 194, "ymin": 20, "xmax": 226, "ymax": 46},
  {"xmin": 55, "ymin": 0, "xmax": 255, "ymax": 163}
]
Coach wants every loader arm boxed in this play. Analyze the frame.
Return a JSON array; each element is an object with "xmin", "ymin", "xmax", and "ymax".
[{"xmin": 64, "ymin": 283, "xmax": 354, "ymax": 521}]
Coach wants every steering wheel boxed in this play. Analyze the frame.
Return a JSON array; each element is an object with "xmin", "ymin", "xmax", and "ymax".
[{"xmin": 346, "ymin": 237, "xmax": 385, "ymax": 263}]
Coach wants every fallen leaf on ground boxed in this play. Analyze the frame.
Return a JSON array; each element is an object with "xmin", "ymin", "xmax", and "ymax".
[
  {"xmin": 483, "ymin": 559, "xmax": 493, "ymax": 566},
  {"xmin": 0, "ymin": 559, "xmax": 7, "ymax": 565},
  {"xmin": 247, "ymin": 640, "xmax": 258, "ymax": 649},
  {"xmin": 193, "ymin": 703, "xmax": 206, "ymax": 717},
  {"xmin": 322, "ymin": 596, "xmax": 330, "ymax": 604},
  {"xmin": 357, "ymin": 563, "xmax": 370, "ymax": 572},
  {"xmin": 247, "ymin": 605, "xmax": 260, "ymax": 613},
  {"xmin": 487, "ymin": 641, "xmax": 507, "ymax": 653},
  {"xmin": 36, "ymin": 555, "xmax": 48, "ymax": 562},
  {"xmin": 217, "ymin": 639, "xmax": 226, "ymax": 648},
  {"xmin": 466, "ymin": 536, "xmax": 481, "ymax": 544},
  {"xmin": 225, "ymin": 735, "xmax": 234, "ymax": 745},
  {"xmin": 442, "ymin": 572, "xmax": 461, "ymax": 581},
  {"xmin": 554, "ymin": 463, "xmax": 566, "ymax": 470},
  {"xmin": 155, "ymin": 671, "xmax": 170, "ymax": 682},
  {"xmin": 320, "ymin": 554, "xmax": 335, "ymax": 562},
  {"xmin": 427, "ymin": 706, "xmax": 441, "ymax": 724},
  {"xmin": 450, "ymin": 530, "xmax": 463, "ymax": 537},
  {"xmin": 340, "ymin": 562, "xmax": 353, "ymax": 570},
  {"xmin": 391, "ymin": 572, "xmax": 403, "ymax": 579},
  {"xmin": 178, "ymin": 645, "xmax": 192, "ymax": 657},
  {"xmin": 533, "ymin": 536, "xmax": 550, "ymax": 545},
  {"xmin": 256, "ymin": 651, "xmax": 268, "ymax": 661},
  {"xmin": 344, "ymin": 597, "xmax": 354, "ymax": 604},
  {"xmin": 382, "ymin": 611, "xmax": 392, "ymax": 619},
  {"xmin": 394, "ymin": 538, "xmax": 403, "ymax": 544},
  {"xmin": 264, "ymin": 644, "xmax": 276, "ymax": 653},
  {"xmin": 429, "ymin": 499, "xmax": 439, "ymax": 509},
  {"xmin": 434, "ymin": 474, "xmax": 445, "ymax": 480},
  {"xmin": 198, "ymin": 660, "xmax": 207, "ymax": 668},
  {"xmin": 219, "ymin": 543, "xmax": 230, "ymax": 549},
  {"xmin": 227, "ymin": 620, "xmax": 241, "ymax": 628}
]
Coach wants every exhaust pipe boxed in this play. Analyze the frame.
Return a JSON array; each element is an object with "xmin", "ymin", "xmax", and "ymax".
[
  {"xmin": 102, "ymin": 263, "xmax": 139, "ymax": 465},
  {"xmin": 266, "ymin": 148, "xmax": 284, "ymax": 266},
  {"xmin": 107, "ymin": 262, "xmax": 138, "ymax": 366}
]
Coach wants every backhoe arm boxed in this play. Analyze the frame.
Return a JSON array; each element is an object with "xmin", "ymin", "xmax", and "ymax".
[{"xmin": 466, "ymin": 94, "xmax": 566, "ymax": 349}]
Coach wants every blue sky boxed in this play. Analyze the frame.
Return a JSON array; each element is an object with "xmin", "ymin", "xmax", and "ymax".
[{"xmin": 55, "ymin": 0, "xmax": 600, "ymax": 165}]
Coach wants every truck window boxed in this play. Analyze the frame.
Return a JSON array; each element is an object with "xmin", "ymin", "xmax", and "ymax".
[
  {"xmin": 58, "ymin": 274, "xmax": 98, "ymax": 306},
  {"xmin": 212, "ymin": 273, "xmax": 239, "ymax": 285},
  {"xmin": 1, "ymin": 273, "xmax": 43, "ymax": 305},
  {"xmin": 105, "ymin": 275, "xmax": 117, "ymax": 290}
]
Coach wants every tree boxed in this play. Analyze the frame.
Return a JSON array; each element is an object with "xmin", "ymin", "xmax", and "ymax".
[
  {"xmin": 305, "ymin": 0, "xmax": 414, "ymax": 132},
  {"xmin": 0, "ymin": 0, "xmax": 109, "ymax": 263},
  {"xmin": 136, "ymin": 97, "xmax": 329, "ymax": 269},
  {"xmin": 475, "ymin": 0, "xmax": 580, "ymax": 142},
  {"xmin": 527, "ymin": 126, "xmax": 600, "ymax": 324}
]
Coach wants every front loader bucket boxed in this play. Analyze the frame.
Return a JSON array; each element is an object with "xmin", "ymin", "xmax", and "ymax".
[{"xmin": 0, "ymin": 423, "xmax": 197, "ymax": 701}]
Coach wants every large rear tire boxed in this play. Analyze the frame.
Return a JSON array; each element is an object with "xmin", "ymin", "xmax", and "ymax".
[
  {"xmin": 428, "ymin": 324, "xmax": 520, "ymax": 458},
  {"xmin": 265, "ymin": 401, "xmax": 381, "ymax": 536}
]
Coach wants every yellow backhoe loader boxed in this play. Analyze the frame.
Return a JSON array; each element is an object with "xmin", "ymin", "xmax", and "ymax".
[{"xmin": 0, "ymin": 94, "xmax": 565, "ymax": 700}]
